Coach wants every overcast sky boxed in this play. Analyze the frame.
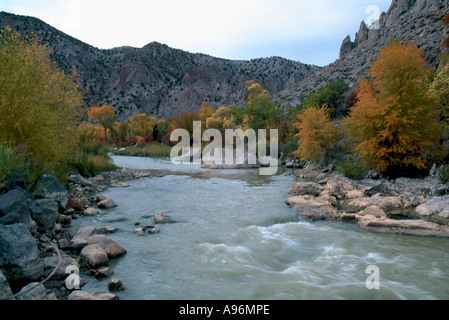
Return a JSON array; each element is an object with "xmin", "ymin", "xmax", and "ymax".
[{"xmin": 1, "ymin": 0, "xmax": 392, "ymax": 66}]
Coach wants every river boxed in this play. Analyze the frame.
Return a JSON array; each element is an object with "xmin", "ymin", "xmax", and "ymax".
[{"xmin": 71, "ymin": 156, "xmax": 449, "ymax": 300}]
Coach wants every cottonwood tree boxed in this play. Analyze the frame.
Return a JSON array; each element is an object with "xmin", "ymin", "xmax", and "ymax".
[
  {"xmin": 0, "ymin": 27, "xmax": 83, "ymax": 181},
  {"xmin": 87, "ymin": 105, "xmax": 117, "ymax": 141},
  {"xmin": 293, "ymin": 105, "xmax": 338, "ymax": 162},
  {"xmin": 343, "ymin": 41, "xmax": 444, "ymax": 176}
]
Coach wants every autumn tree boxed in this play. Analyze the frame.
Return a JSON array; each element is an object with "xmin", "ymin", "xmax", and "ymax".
[
  {"xmin": 170, "ymin": 110, "xmax": 200, "ymax": 145},
  {"xmin": 87, "ymin": 105, "xmax": 117, "ymax": 141},
  {"xmin": 0, "ymin": 27, "xmax": 83, "ymax": 182},
  {"xmin": 293, "ymin": 105, "xmax": 338, "ymax": 162},
  {"xmin": 343, "ymin": 41, "xmax": 443, "ymax": 176},
  {"xmin": 129, "ymin": 113, "xmax": 157, "ymax": 138}
]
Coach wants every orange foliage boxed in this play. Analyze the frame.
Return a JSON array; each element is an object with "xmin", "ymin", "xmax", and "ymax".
[
  {"xmin": 343, "ymin": 41, "xmax": 443, "ymax": 175},
  {"xmin": 87, "ymin": 105, "xmax": 116, "ymax": 141},
  {"xmin": 293, "ymin": 105, "xmax": 338, "ymax": 162}
]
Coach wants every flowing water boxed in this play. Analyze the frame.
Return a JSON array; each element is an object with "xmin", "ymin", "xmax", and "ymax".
[{"xmin": 72, "ymin": 156, "xmax": 449, "ymax": 300}]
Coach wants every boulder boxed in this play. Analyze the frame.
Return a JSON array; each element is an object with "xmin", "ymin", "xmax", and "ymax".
[
  {"xmin": 97, "ymin": 198, "xmax": 118, "ymax": 209},
  {"xmin": 32, "ymin": 173, "xmax": 68, "ymax": 205},
  {"xmin": 286, "ymin": 195, "xmax": 337, "ymax": 221},
  {"xmin": 348, "ymin": 194, "xmax": 404, "ymax": 209},
  {"xmin": 87, "ymin": 235, "xmax": 127, "ymax": 259},
  {"xmin": 0, "ymin": 204, "xmax": 37, "ymax": 234},
  {"xmin": 83, "ymin": 207, "xmax": 99, "ymax": 216},
  {"xmin": 154, "ymin": 213, "xmax": 176, "ymax": 224},
  {"xmin": 356, "ymin": 215, "xmax": 449, "ymax": 237},
  {"xmin": 95, "ymin": 267, "xmax": 114, "ymax": 279},
  {"xmin": 0, "ymin": 189, "xmax": 32, "ymax": 216},
  {"xmin": 15, "ymin": 282, "xmax": 47, "ymax": 300},
  {"xmin": 288, "ymin": 182, "xmax": 324, "ymax": 197},
  {"xmin": 0, "ymin": 224, "xmax": 44, "ymax": 282},
  {"xmin": 68, "ymin": 290, "xmax": 118, "ymax": 300},
  {"xmin": 416, "ymin": 196, "xmax": 449, "ymax": 217},
  {"xmin": 69, "ymin": 173, "xmax": 93, "ymax": 187},
  {"xmin": 30, "ymin": 198, "xmax": 59, "ymax": 230},
  {"xmin": 80, "ymin": 244, "xmax": 109, "ymax": 269},
  {"xmin": 358, "ymin": 205, "xmax": 387, "ymax": 218},
  {"xmin": 42, "ymin": 254, "xmax": 80, "ymax": 280},
  {"xmin": 0, "ymin": 270, "xmax": 15, "ymax": 300},
  {"xmin": 108, "ymin": 278, "xmax": 124, "ymax": 292},
  {"xmin": 70, "ymin": 226, "xmax": 102, "ymax": 251}
]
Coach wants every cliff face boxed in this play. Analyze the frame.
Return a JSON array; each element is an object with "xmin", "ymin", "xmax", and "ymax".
[
  {"xmin": 0, "ymin": 11, "xmax": 320, "ymax": 120},
  {"xmin": 274, "ymin": 0, "xmax": 449, "ymax": 108}
]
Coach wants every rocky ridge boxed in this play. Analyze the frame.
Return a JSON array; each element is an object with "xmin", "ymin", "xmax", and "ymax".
[
  {"xmin": 0, "ymin": 11, "xmax": 320, "ymax": 120},
  {"xmin": 274, "ymin": 0, "xmax": 449, "ymax": 108}
]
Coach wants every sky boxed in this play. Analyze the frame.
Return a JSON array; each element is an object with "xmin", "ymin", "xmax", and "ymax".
[{"xmin": 0, "ymin": 0, "xmax": 392, "ymax": 66}]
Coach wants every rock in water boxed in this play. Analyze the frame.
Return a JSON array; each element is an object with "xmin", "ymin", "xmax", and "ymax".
[
  {"xmin": 154, "ymin": 213, "xmax": 175, "ymax": 224},
  {"xmin": 97, "ymin": 198, "xmax": 118, "ymax": 209},
  {"xmin": 80, "ymin": 244, "xmax": 109, "ymax": 269}
]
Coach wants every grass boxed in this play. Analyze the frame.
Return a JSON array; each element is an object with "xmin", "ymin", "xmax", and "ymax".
[
  {"xmin": 0, "ymin": 144, "xmax": 38, "ymax": 190},
  {"xmin": 72, "ymin": 152, "xmax": 119, "ymax": 178}
]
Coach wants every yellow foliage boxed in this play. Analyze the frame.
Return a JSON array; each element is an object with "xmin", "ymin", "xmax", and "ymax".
[
  {"xmin": 343, "ymin": 41, "xmax": 443, "ymax": 174},
  {"xmin": 293, "ymin": 105, "xmax": 338, "ymax": 162},
  {"xmin": 0, "ymin": 28, "xmax": 83, "ymax": 181}
]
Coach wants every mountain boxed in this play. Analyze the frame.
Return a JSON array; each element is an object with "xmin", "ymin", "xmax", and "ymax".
[
  {"xmin": 274, "ymin": 0, "xmax": 449, "ymax": 108},
  {"xmin": 0, "ymin": 11, "xmax": 320, "ymax": 120}
]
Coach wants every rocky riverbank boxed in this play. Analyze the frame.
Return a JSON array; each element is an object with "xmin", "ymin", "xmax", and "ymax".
[
  {"xmin": 0, "ymin": 167, "xmax": 158, "ymax": 300},
  {"xmin": 285, "ymin": 163, "xmax": 449, "ymax": 238}
]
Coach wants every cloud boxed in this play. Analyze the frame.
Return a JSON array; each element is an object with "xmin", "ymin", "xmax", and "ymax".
[{"xmin": 7, "ymin": 0, "xmax": 392, "ymax": 65}]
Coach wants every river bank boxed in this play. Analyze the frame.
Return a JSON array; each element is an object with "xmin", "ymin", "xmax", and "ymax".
[
  {"xmin": 285, "ymin": 163, "xmax": 449, "ymax": 237},
  {"xmin": 0, "ymin": 166, "xmax": 158, "ymax": 300}
]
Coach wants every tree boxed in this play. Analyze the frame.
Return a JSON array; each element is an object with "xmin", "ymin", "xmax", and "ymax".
[
  {"xmin": 293, "ymin": 105, "xmax": 338, "ymax": 162},
  {"xmin": 343, "ymin": 41, "xmax": 443, "ymax": 176},
  {"xmin": 296, "ymin": 79, "xmax": 349, "ymax": 118},
  {"xmin": 428, "ymin": 63, "xmax": 449, "ymax": 143},
  {"xmin": 87, "ymin": 105, "xmax": 117, "ymax": 141},
  {"xmin": 0, "ymin": 27, "xmax": 83, "ymax": 181},
  {"xmin": 129, "ymin": 113, "xmax": 157, "ymax": 138}
]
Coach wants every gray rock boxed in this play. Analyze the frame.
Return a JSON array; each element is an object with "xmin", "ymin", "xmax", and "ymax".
[
  {"xmin": 68, "ymin": 290, "xmax": 118, "ymax": 300},
  {"xmin": 154, "ymin": 213, "xmax": 176, "ymax": 224},
  {"xmin": 97, "ymin": 198, "xmax": 118, "ymax": 209},
  {"xmin": 339, "ymin": 35, "xmax": 354, "ymax": 60},
  {"xmin": 95, "ymin": 267, "xmax": 114, "ymax": 279},
  {"xmin": 285, "ymin": 195, "xmax": 337, "ymax": 221},
  {"xmin": 83, "ymin": 207, "xmax": 99, "ymax": 216},
  {"xmin": 69, "ymin": 173, "xmax": 93, "ymax": 187},
  {"xmin": 33, "ymin": 173, "xmax": 68, "ymax": 205},
  {"xmin": 42, "ymin": 254, "xmax": 79, "ymax": 280},
  {"xmin": 0, "ymin": 270, "xmax": 15, "ymax": 300},
  {"xmin": 87, "ymin": 235, "xmax": 127, "ymax": 259},
  {"xmin": 416, "ymin": 195, "xmax": 449, "ymax": 217},
  {"xmin": 70, "ymin": 226, "xmax": 102, "ymax": 251},
  {"xmin": 80, "ymin": 244, "xmax": 109, "ymax": 269},
  {"xmin": 15, "ymin": 282, "xmax": 47, "ymax": 300},
  {"xmin": 288, "ymin": 182, "xmax": 324, "ymax": 197},
  {"xmin": 30, "ymin": 198, "xmax": 59, "ymax": 230},
  {"xmin": 0, "ymin": 204, "xmax": 37, "ymax": 234},
  {"xmin": 108, "ymin": 278, "xmax": 124, "ymax": 292},
  {"xmin": 0, "ymin": 189, "xmax": 30, "ymax": 217},
  {"xmin": 0, "ymin": 224, "xmax": 44, "ymax": 282}
]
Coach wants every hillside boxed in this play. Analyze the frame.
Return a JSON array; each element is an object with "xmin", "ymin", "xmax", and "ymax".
[
  {"xmin": 274, "ymin": 0, "xmax": 449, "ymax": 108},
  {"xmin": 0, "ymin": 11, "xmax": 320, "ymax": 120}
]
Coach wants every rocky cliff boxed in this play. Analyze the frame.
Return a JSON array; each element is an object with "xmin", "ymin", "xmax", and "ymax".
[
  {"xmin": 0, "ymin": 11, "xmax": 320, "ymax": 120},
  {"xmin": 274, "ymin": 0, "xmax": 449, "ymax": 108}
]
